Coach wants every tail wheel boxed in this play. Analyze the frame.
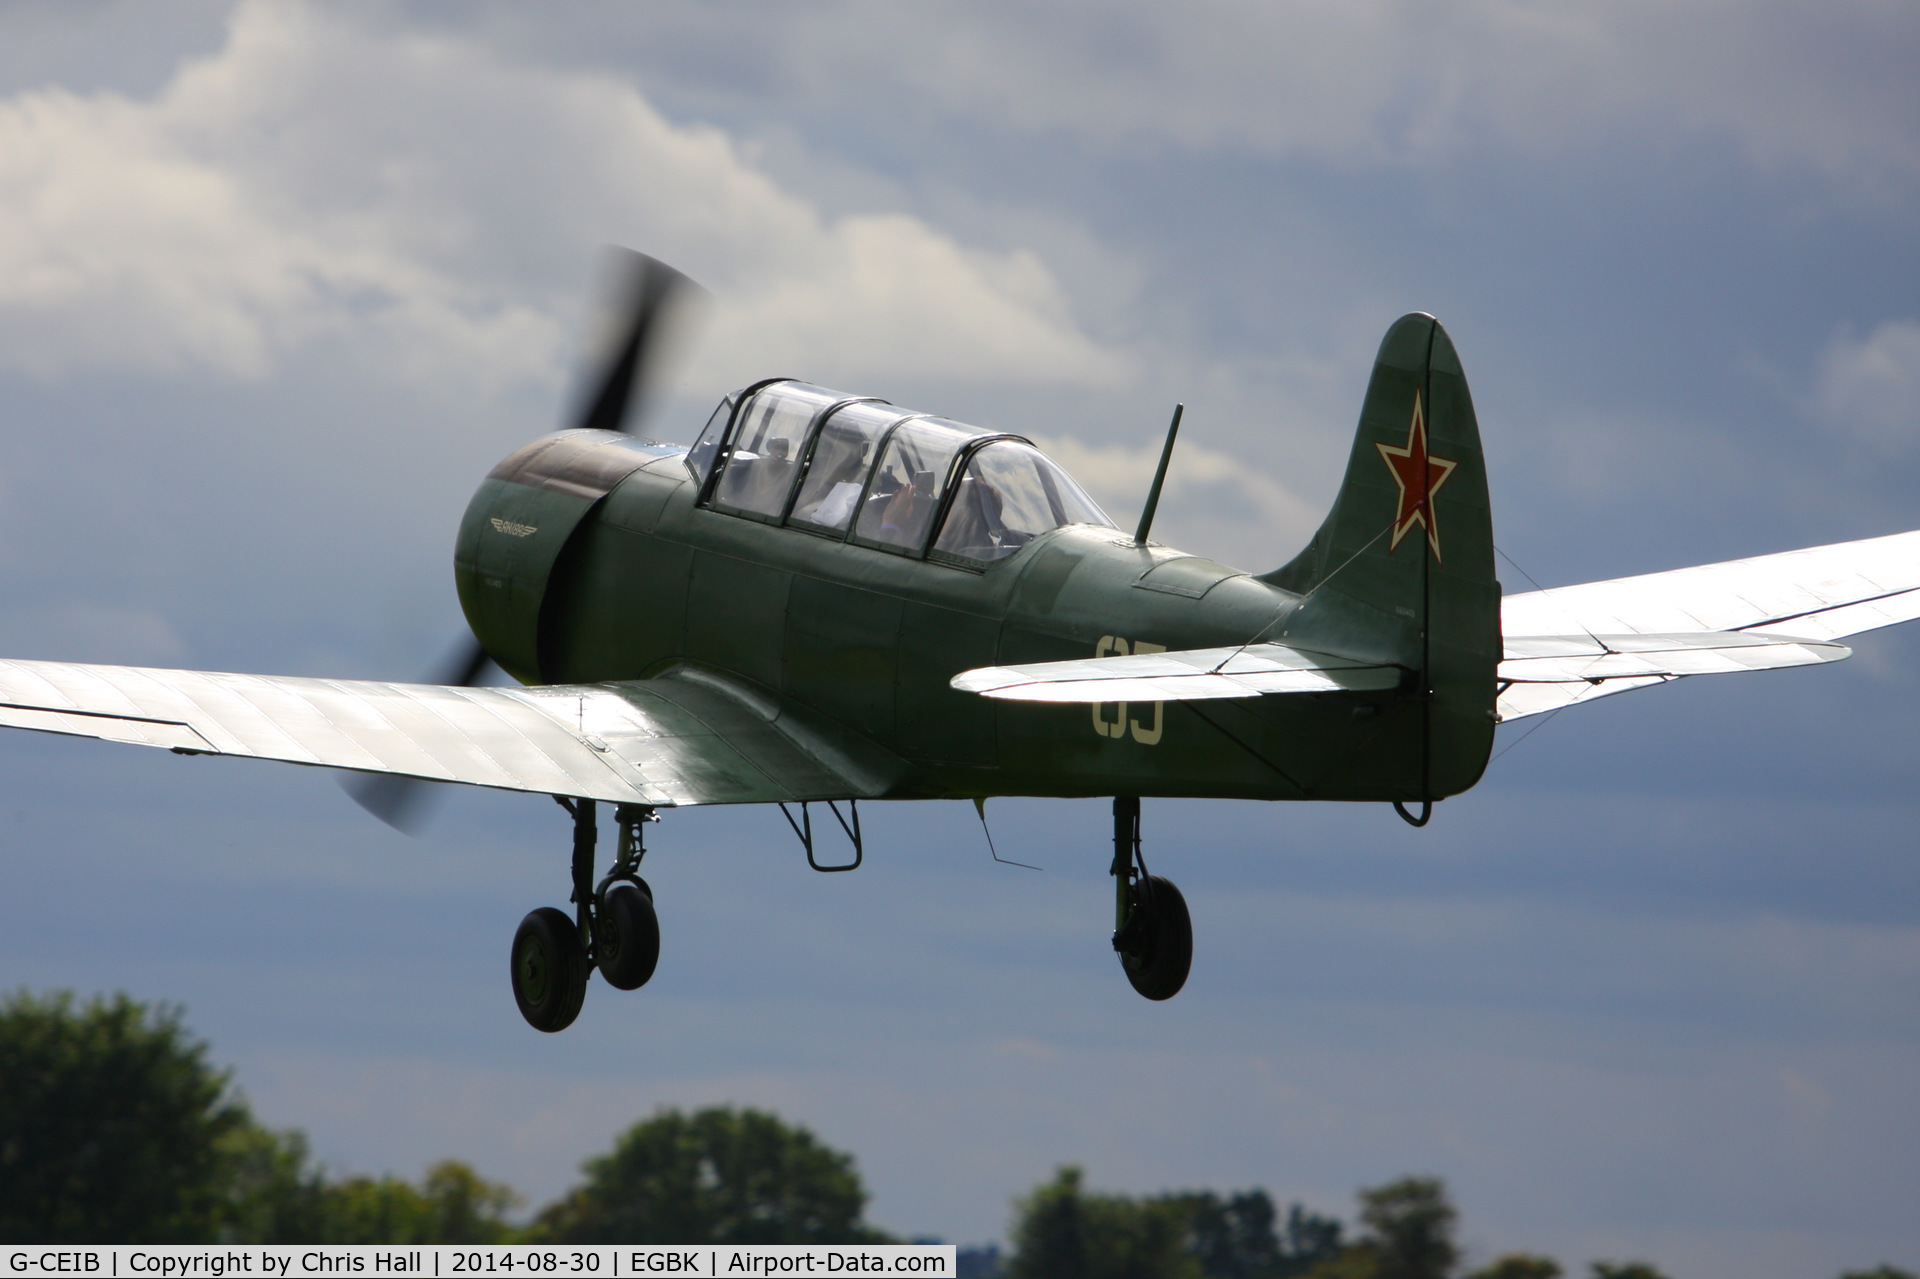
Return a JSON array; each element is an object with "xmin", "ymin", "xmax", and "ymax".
[
  {"xmin": 512, "ymin": 907, "xmax": 588, "ymax": 1032},
  {"xmin": 1118, "ymin": 875, "xmax": 1192, "ymax": 1001},
  {"xmin": 596, "ymin": 880, "xmax": 660, "ymax": 991}
]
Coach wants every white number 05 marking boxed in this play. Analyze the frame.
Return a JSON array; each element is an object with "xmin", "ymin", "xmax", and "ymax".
[{"xmin": 1091, "ymin": 635, "xmax": 1164, "ymax": 746}]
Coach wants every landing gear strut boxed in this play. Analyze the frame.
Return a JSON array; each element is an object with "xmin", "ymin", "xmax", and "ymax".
[
  {"xmin": 1111, "ymin": 795, "xmax": 1191, "ymax": 1001},
  {"xmin": 595, "ymin": 803, "xmax": 660, "ymax": 991},
  {"xmin": 509, "ymin": 798, "xmax": 661, "ymax": 1032}
]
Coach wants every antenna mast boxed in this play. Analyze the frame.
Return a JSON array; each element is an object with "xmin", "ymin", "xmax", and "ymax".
[{"xmin": 1133, "ymin": 403, "xmax": 1184, "ymax": 545}]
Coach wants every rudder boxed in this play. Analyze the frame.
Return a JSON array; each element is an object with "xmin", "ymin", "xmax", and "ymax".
[{"xmin": 1261, "ymin": 314, "xmax": 1499, "ymax": 800}]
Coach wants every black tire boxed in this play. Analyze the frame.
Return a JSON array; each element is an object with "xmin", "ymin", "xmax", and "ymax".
[
  {"xmin": 511, "ymin": 907, "xmax": 588, "ymax": 1032},
  {"xmin": 1118, "ymin": 875, "xmax": 1192, "ymax": 1001},
  {"xmin": 596, "ymin": 880, "xmax": 660, "ymax": 991}
]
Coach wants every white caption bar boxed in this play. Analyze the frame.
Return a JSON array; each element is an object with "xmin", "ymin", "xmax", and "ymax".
[{"xmin": 3, "ymin": 1247, "xmax": 955, "ymax": 1278}]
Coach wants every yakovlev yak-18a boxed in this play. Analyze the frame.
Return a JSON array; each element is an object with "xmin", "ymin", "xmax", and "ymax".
[{"xmin": 3, "ymin": 252, "xmax": 1915, "ymax": 1030}]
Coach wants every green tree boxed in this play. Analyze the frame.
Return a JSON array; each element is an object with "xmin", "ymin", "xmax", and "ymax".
[
  {"xmin": 1587, "ymin": 1266, "xmax": 1668, "ymax": 1279},
  {"xmin": 304, "ymin": 1162, "xmax": 519, "ymax": 1243},
  {"xmin": 1277, "ymin": 1205, "xmax": 1348, "ymax": 1276},
  {"xmin": 1170, "ymin": 1190, "xmax": 1344, "ymax": 1279},
  {"xmin": 533, "ymin": 1106, "xmax": 885, "ymax": 1244},
  {"xmin": 1007, "ymin": 1167, "xmax": 1200, "ymax": 1279},
  {"xmin": 223, "ymin": 1129, "xmax": 519, "ymax": 1243},
  {"xmin": 1007, "ymin": 1166, "xmax": 1090, "ymax": 1279},
  {"xmin": 1173, "ymin": 1189, "xmax": 1281, "ymax": 1278},
  {"xmin": 221, "ymin": 1126, "xmax": 331, "ymax": 1242},
  {"xmin": 1467, "ymin": 1258, "xmax": 1561, "ymax": 1279},
  {"xmin": 0, "ymin": 990, "xmax": 249, "ymax": 1242},
  {"xmin": 1836, "ymin": 1268, "xmax": 1917, "ymax": 1279},
  {"xmin": 0, "ymin": 989, "xmax": 520, "ymax": 1244},
  {"xmin": 415, "ymin": 1161, "xmax": 522, "ymax": 1243},
  {"xmin": 1005, "ymin": 1169, "xmax": 1347, "ymax": 1279},
  {"xmin": 1302, "ymin": 1253, "xmax": 1382, "ymax": 1279},
  {"xmin": 1355, "ymin": 1178, "xmax": 1458, "ymax": 1279}
]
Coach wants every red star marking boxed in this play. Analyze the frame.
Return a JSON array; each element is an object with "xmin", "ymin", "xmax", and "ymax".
[{"xmin": 1375, "ymin": 391, "xmax": 1458, "ymax": 562}]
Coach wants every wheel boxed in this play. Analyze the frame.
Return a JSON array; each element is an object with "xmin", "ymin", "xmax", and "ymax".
[
  {"xmin": 511, "ymin": 907, "xmax": 588, "ymax": 1032},
  {"xmin": 595, "ymin": 880, "xmax": 660, "ymax": 991},
  {"xmin": 1117, "ymin": 875, "xmax": 1192, "ymax": 1001}
]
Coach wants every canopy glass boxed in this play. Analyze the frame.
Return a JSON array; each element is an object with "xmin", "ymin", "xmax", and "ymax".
[
  {"xmin": 933, "ymin": 440, "xmax": 1112, "ymax": 563},
  {"xmin": 694, "ymin": 382, "xmax": 1115, "ymax": 561}
]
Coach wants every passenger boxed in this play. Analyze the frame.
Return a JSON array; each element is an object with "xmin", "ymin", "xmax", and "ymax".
[
  {"xmin": 739, "ymin": 436, "xmax": 794, "ymax": 512},
  {"xmin": 939, "ymin": 475, "xmax": 1006, "ymax": 559},
  {"xmin": 794, "ymin": 436, "xmax": 870, "ymax": 528},
  {"xmin": 878, "ymin": 471, "xmax": 934, "ymax": 544}
]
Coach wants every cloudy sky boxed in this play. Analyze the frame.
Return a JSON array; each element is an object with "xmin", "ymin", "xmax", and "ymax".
[{"xmin": 0, "ymin": 1, "xmax": 1916, "ymax": 1271}]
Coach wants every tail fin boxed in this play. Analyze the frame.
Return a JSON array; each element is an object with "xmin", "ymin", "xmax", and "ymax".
[{"xmin": 1261, "ymin": 313, "xmax": 1499, "ymax": 799}]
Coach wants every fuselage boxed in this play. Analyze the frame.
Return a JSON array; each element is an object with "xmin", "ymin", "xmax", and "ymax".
[{"xmin": 456, "ymin": 383, "xmax": 1475, "ymax": 805}]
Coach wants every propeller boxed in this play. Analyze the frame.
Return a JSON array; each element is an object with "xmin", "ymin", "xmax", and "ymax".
[
  {"xmin": 573, "ymin": 249, "xmax": 702, "ymax": 438},
  {"xmin": 346, "ymin": 249, "xmax": 705, "ymax": 831}
]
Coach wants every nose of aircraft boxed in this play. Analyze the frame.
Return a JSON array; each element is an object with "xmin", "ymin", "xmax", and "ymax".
[{"xmin": 346, "ymin": 251, "xmax": 706, "ymax": 830}]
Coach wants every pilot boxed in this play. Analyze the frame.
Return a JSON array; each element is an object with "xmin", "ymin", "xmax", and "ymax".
[
  {"xmin": 878, "ymin": 470, "xmax": 934, "ymax": 543},
  {"xmin": 940, "ymin": 472, "xmax": 1007, "ymax": 559},
  {"xmin": 795, "ymin": 435, "xmax": 870, "ymax": 527},
  {"xmin": 750, "ymin": 436, "xmax": 794, "ymax": 508}
]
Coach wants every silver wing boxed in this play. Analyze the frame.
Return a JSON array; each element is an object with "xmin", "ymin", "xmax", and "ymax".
[
  {"xmin": 1497, "ymin": 528, "xmax": 1920, "ymax": 720},
  {"xmin": 0, "ymin": 659, "xmax": 902, "ymax": 806}
]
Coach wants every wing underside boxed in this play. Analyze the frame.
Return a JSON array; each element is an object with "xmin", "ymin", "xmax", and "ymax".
[
  {"xmin": 1497, "ymin": 528, "xmax": 1920, "ymax": 721},
  {"xmin": 0, "ymin": 659, "xmax": 899, "ymax": 806}
]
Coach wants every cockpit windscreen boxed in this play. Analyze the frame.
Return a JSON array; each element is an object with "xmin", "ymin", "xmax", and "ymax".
[
  {"xmin": 934, "ymin": 440, "xmax": 1114, "ymax": 563},
  {"xmin": 713, "ymin": 382, "xmax": 843, "ymax": 518}
]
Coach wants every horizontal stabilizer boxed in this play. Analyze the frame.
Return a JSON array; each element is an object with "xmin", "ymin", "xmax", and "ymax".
[{"xmin": 951, "ymin": 643, "xmax": 1403, "ymax": 703}]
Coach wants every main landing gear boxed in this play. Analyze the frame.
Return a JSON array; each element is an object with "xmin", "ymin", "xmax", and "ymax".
[
  {"xmin": 1111, "ymin": 795, "xmax": 1191, "ymax": 1001},
  {"xmin": 510, "ymin": 798, "xmax": 661, "ymax": 1033}
]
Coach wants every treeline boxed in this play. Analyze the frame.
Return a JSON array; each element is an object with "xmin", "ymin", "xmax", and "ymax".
[
  {"xmin": 0, "ymin": 991, "xmax": 873, "ymax": 1245},
  {"xmin": 1, "ymin": 991, "xmax": 1912, "ymax": 1279},
  {"xmin": 974, "ymin": 1169, "xmax": 1712, "ymax": 1279}
]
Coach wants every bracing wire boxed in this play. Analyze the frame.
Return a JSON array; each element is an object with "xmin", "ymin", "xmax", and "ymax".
[
  {"xmin": 1488, "ymin": 703, "xmax": 1571, "ymax": 764},
  {"xmin": 1211, "ymin": 522, "xmax": 1395, "ymax": 674},
  {"xmin": 1495, "ymin": 543, "xmax": 1607, "ymax": 652}
]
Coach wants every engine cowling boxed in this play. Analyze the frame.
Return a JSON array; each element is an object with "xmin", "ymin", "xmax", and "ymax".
[{"xmin": 454, "ymin": 429, "xmax": 679, "ymax": 683}]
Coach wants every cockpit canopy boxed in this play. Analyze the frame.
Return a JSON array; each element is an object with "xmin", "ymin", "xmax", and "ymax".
[{"xmin": 687, "ymin": 380, "xmax": 1114, "ymax": 564}]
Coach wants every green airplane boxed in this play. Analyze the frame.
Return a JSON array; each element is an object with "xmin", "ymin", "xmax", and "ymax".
[{"xmin": 2, "ymin": 251, "xmax": 1914, "ymax": 1032}]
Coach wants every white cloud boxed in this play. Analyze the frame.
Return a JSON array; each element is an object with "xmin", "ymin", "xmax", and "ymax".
[
  {"xmin": 0, "ymin": 0, "xmax": 1125, "ymax": 394},
  {"xmin": 1032, "ymin": 432, "xmax": 1321, "ymax": 569},
  {"xmin": 1816, "ymin": 319, "xmax": 1920, "ymax": 454},
  {"xmin": 670, "ymin": 0, "xmax": 1920, "ymax": 189}
]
